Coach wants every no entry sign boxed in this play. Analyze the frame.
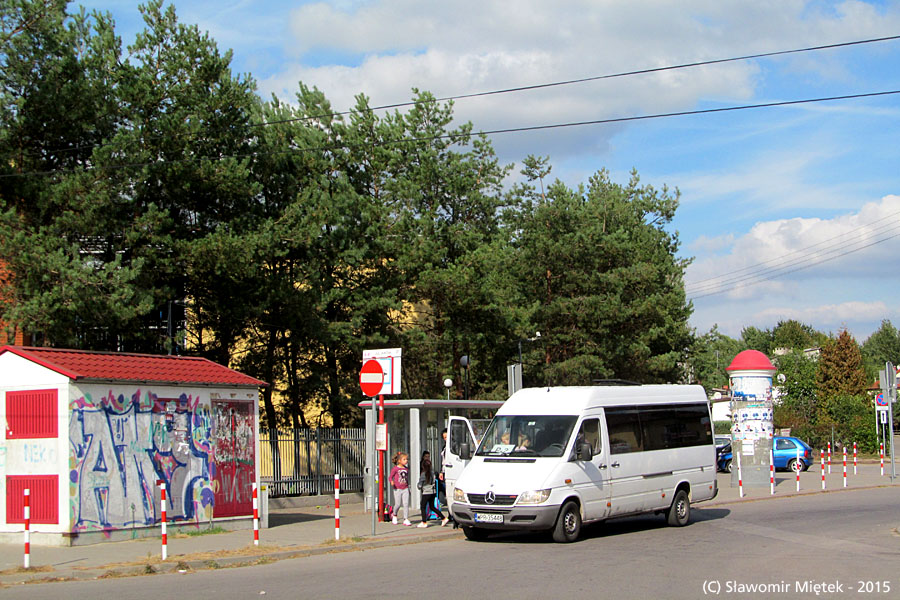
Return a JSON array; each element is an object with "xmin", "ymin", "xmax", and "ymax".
[{"xmin": 359, "ymin": 359, "xmax": 385, "ymax": 397}]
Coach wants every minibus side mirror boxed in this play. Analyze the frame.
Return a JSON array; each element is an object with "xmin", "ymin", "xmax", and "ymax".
[
  {"xmin": 576, "ymin": 443, "xmax": 592, "ymax": 462},
  {"xmin": 459, "ymin": 443, "xmax": 471, "ymax": 460}
]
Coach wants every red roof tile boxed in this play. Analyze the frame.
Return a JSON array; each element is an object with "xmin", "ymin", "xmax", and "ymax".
[{"xmin": 0, "ymin": 346, "xmax": 266, "ymax": 387}]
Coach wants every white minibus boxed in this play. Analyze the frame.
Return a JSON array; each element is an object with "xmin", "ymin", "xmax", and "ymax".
[{"xmin": 445, "ymin": 384, "xmax": 717, "ymax": 542}]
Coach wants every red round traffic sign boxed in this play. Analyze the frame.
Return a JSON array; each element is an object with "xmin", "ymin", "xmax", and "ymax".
[{"xmin": 360, "ymin": 359, "xmax": 385, "ymax": 397}]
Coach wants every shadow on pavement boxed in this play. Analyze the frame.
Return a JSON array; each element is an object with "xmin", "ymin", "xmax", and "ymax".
[
  {"xmin": 457, "ymin": 507, "xmax": 731, "ymax": 544},
  {"xmin": 267, "ymin": 511, "xmax": 335, "ymax": 527}
]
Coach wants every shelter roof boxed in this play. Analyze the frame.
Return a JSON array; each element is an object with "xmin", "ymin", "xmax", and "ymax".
[{"xmin": 358, "ymin": 398, "xmax": 505, "ymax": 410}]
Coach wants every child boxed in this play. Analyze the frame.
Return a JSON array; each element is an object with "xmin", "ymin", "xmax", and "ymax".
[
  {"xmin": 417, "ymin": 457, "xmax": 449, "ymax": 527},
  {"xmin": 389, "ymin": 451, "xmax": 411, "ymax": 525}
]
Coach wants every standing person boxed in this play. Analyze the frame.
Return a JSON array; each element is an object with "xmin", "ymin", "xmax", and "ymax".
[
  {"xmin": 438, "ymin": 428, "xmax": 456, "ymax": 528},
  {"xmin": 417, "ymin": 456, "xmax": 448, "ymax": 527},
  {"xmin": 390, "ymin": 452, "xmax": 411, "ymax": 526}
]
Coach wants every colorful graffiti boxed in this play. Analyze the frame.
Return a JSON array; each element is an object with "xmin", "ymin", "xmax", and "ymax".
[{"xmin": 69, "ymin": 390, "xmax": 218, "ymax": 532}]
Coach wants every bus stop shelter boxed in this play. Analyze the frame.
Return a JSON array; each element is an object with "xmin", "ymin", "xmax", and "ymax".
[{"xmin": 358, "ymin": 398, "xmax": 503, "ymax": 514}]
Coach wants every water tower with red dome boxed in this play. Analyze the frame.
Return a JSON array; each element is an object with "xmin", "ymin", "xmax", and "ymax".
[{"xmin": 726, "ymin": 350, "xmax": 776, "ymax": 487}]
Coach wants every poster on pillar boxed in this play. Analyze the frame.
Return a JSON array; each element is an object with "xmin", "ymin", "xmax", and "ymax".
[{"xmin": 362, "ymin": 348, "xmax": 402, "ymax": 396}]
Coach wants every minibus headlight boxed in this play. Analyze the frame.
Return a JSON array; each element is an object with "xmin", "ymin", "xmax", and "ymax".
[
  {"xmin": 517, "ymin": 489, "xmax": 551, "ymax": 505},
  {"xmin": 453, "ymin": 488, "xmax": 467, "ymax": 502}
]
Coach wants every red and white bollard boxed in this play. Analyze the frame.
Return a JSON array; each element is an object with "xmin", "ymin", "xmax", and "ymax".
[
  {"xmin": 252, "ymin": 482, "xmax": 259, "ymax": 546},
  {"xmin": 770, "ymin": 451, "xmax": 775, "ymax": 495},
  {"xmin": 795, "ymin": 447, "xmax": 800, "ymax": 492},
  {"xmin": 881, "ymin": 442, "xmax": 885, "ymax": 476},
  {"xmin": 160, "ymin": 482, "xmax": 167, "ymax": 561},
  {"xmin": 334, "ymin": 474, "xmax": 340, "ymax": 540},
  {"xmin": 737, "ymin": 448, "xmax": 744, "ymax": 498},
  {"xmin": 827, "ymin": 442, "xmax": 832, "ymax": 474},
  {"xmin": 853, "ymin": 442, "xmax": 858, "ymax": 475},
  {"xmin": 23, "ymin": 488, "xmax": 30, "ymax": 569},
  {"xmin": 820, "ymin": 451, "xmax": 826, "ymax": 490},
  {"xmin": 842, "ymin": 447, "xmax": 847, "ymax": 488}
]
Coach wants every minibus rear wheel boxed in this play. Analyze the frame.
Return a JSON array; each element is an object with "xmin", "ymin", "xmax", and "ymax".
[
  {"xmin": 666, "ymin": 489, "xmax": 690, "ymax": 527},
  {"xmin": 552, "ymin": 500, "xmax": 581, "ymax": 543}
]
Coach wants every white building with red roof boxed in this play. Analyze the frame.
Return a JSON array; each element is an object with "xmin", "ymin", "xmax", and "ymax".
[{"xmin": 0, "ymin": 345, "xmax": 266, "ymax": 545}]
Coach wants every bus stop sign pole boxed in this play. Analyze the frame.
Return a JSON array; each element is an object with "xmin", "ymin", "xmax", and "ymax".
[{"xmin": 360, "ymin": 359, "xmax": 385, "ymax": 535}]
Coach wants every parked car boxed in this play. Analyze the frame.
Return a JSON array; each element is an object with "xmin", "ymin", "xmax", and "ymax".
[
  {"xmin": 717, "ymin": 436, "xmax": 813, "ymax": 473},
  {"xmin": 714, "ymin": 435, "xmax": 731, "ymax": 464}
]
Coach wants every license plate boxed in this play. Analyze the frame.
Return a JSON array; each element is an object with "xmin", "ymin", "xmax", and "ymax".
[{"xmin": 474, "ymin": 513, "xmax": 503, "ymax": 524}]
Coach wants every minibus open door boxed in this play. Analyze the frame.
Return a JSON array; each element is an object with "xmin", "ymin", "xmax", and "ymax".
[{"xmin": 443, "ymin": 416, "xmax": 479, "ymax": 513}]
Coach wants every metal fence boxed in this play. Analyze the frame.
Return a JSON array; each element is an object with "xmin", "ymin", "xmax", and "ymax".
[{"xmin": 259, "ymin": 428, "xmax": 366, "ymax": 497}]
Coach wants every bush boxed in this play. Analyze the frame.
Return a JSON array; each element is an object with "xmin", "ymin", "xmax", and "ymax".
[
  {"xmin": 713, "ymin": 420, "xmax": 732, "ymax": 435},
  {"xmin": 775, "ymin": 394, "xmax": 877, "ymax": 453}
]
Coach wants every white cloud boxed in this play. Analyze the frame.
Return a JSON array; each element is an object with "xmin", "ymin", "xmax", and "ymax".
[
  {"xmin": 686, "ymin": 194, "xmax": 900, "ymax": 296},
  {"xmin": 754, "ymin": 300, "xmax": 891, "ymax": 335}
]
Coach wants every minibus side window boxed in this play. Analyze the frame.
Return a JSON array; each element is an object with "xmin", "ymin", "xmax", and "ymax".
[
  {"xmin": 577, "ymin": 418, "xmax": 601, "ymax": 456},
  {"xmin": 640, "ymin": 404, "xmax": 712, "ymax": 450},
  {"xmin": 605, "ymin": 408, "xmax": 642, "ymax": 454}
]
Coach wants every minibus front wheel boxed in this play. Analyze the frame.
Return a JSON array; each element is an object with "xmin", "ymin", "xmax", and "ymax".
[
  {"xmin": 552, "ymin": 500, "xmax": 582, "ymax": 543},
  {"xmin": 462, "ymin": 526, "xmax": 487, "ymax": 541}
]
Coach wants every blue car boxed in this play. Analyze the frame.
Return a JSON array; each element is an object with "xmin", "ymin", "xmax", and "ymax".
[{"xmin": 717, "ymin": 436, "xmax": 813, "ymax": 473}]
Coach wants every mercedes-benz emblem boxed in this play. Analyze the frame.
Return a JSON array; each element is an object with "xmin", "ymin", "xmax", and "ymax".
[{"xmin": 485, "ymin": 490, "xmax": 495, "ymax": 504}]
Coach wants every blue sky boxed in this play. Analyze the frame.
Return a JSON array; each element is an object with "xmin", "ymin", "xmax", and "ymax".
[{"xmin": 79, "ymin": 0, "xmax": 900, "ymax": 343}]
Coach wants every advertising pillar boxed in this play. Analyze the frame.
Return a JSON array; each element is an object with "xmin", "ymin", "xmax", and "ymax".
[{"xmin": 726, "ymin": 350, "xmax": 776, "ymax": 487}]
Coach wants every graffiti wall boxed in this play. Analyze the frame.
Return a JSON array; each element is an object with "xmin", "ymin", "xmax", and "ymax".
[{"xmin": 68, "ymin": 387, "xmax": 255, "ymax": 533}]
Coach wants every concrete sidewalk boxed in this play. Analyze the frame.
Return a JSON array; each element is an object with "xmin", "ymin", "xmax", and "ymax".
[{"xmin": 1, "ymin": 462, "xmax": 897, "ymax": 587}]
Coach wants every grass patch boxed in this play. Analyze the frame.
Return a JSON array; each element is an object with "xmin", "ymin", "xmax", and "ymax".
[
  {"xmin": 181, "ymin": 526, "xmax": 228, "ymax": 537},
  {"xmin": 0, "ymin": 565, "xmax": 53, "ymax": 575},
  {"xmin": 99, "ymin": 570, "xmax": 124, "ymax": 579},
  {"xmin": 204, "ymin": 560, "xmax": 221, "ymax": 569}
]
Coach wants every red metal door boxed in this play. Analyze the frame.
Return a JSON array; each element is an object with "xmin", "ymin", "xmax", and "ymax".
[{"xmin": 212, "ymin": 401, "xmax": 255, "ymax": 517}]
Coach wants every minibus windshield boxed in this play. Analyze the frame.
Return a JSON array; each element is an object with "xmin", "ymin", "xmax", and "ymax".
[{"xmin": 476, "ymin": 415, "xmax": 578, "ymax": 457}]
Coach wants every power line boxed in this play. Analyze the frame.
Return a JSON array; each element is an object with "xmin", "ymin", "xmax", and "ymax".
[
  {"xmin": 245, "ymin": 35, "xmax": 900, "ymax": 128},
  {"xmin": 687, "ymin": 226, "xmax": 900, "ymax": 299},
  {"xmin": 4, "ymin": 88, "xmax": 900, "ymax": 179},
  {"xmin": 5, "ymin": 33, "xmax": 900, "ymax": 162}
]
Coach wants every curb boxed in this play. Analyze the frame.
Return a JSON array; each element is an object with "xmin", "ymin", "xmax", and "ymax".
[{"xmin": 705, "ymin": 482, "xmax": 896, "ymax": 507}]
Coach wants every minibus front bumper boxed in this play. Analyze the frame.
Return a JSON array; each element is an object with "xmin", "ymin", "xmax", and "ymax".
[{"xmin": 450, "ymin": 503, "xmax": 560, "ymax": 530}]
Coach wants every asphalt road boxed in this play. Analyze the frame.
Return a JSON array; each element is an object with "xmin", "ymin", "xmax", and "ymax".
[{"xmin": 6, "ymin": 486, "xmax": 899, "ymax": 600}]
